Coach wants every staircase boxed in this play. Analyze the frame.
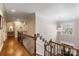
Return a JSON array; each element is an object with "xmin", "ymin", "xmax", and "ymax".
[
  {"xmin": 36, "ymin": 33, "xmax": 79, "ymax": 56},
  {"xmin": 18, "ymin": 32, "xmax": 79, "ymax": 56},
  {"xmin": 44, "ymin": 39, "xmax": 79, "ymax": 56}
]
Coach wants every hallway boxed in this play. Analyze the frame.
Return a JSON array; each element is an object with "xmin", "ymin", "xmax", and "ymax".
[{"xmin": 0, "ymin": 36, "xmax": 32, "ymax": 56}]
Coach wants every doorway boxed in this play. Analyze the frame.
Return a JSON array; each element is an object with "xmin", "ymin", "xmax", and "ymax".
[{"xmin": 7, "ymin": 22, "xmax": 15, "ymax": 36}]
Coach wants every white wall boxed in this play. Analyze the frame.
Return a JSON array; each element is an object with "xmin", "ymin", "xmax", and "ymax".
[
  {"xmin": 57, "ymin": 20, "xmax": 79, "ymax": 48},
  {"xmin": 27, "ymin": 15, "xmax": 35, "ymax": 36},
  {"xmin": 0, "ymin": 10, "xmax": 7, "ymax": 51},
  {"xmin": 36, "ymin": 15, "xmax": 57, "ymax": 41},
  {"xmin": 36, "ymin": 14, "xmax": 57, "ymax": 55},
  {"xmin": 14, "ymin": 21, "xmax": 27, "ymax": 38}
]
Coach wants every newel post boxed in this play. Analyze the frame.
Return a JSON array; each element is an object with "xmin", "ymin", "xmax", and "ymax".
[
  {"xmin": 44, "ymin": 40, "xmax": 47, "ymax": 56},
  {"xmin": 49, "ymin": 39, "xmax": 52, "ymax": 56},
  {"xmin": 34, "ymin": 34, "xmax": 36, "ymax": 56}
]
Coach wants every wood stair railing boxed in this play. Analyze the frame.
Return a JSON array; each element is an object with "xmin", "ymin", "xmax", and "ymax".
[
  {"xmin": 18, "ymin": 32, "xmax": 79, "ymax": 56},
  {"xmin": 44, "ymin": 39, "xmax": 79, "ymax": 56},
  {"xmin": 18, "ymin": 31, "xmax": 36, "ymax": 56}
]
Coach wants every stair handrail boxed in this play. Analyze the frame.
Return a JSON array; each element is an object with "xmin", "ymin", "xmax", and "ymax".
[
  {"xmin": 18, "ymin": 31, "xmax": 36, "ymax": 56},
  {"xmin": 44, "ymin": 39, "xmax": 79, "ymax": 56}
]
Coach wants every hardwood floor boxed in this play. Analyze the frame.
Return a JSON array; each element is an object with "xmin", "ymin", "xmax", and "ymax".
[{"xmin": 0, "ymin": 36, "xmax": 32, "ymax": 56}]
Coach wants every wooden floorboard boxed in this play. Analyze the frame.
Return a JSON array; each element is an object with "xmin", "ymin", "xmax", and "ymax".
[{"xmin": 0, "ymin": 36, "xmax": 32, "ymax": 56}]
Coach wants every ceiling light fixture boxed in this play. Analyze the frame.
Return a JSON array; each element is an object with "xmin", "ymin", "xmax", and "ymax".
[{"xmin": 11, "ymin": 9, "xmax": 15, "ymax": 12}]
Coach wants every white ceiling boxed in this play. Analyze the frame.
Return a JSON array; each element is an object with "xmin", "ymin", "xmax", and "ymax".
[
  {"xmin": 4, "ymin": 3, "xmax": 52, "ymax": 22},
  {"xmin": 4, "ymin": 3, "xmax": 52, "ymax": 13},
  {"xmin": 0, "ymin": 3, "xmax": 79, "ymax": 22},
  {"xmin": 36, "ymin": 3, "xmax": 79, "ymax": 21}
]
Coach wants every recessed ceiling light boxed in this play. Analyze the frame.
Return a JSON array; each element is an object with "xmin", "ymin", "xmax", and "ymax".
[{"xmin": 11, "ymin": 9, "xmax": 15, "ymax": 12}]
